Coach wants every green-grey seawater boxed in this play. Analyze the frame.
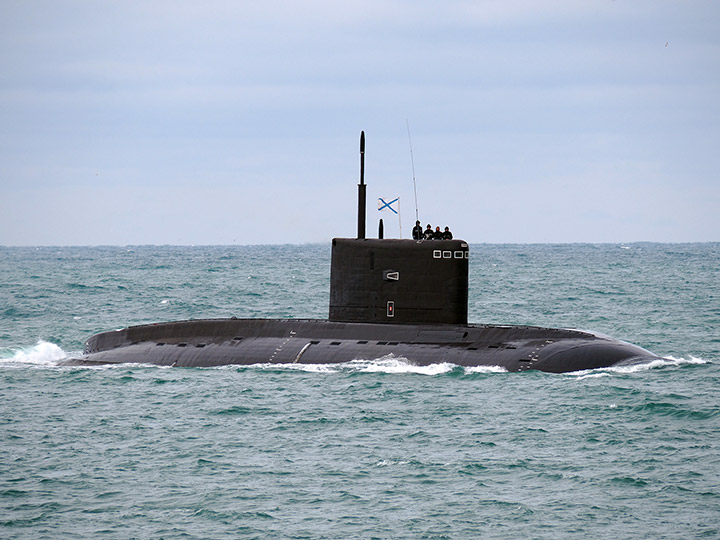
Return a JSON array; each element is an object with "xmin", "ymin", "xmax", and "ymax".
[{"xmin": 1, "ymin": 243, "xmax": 719, "ymax": 539}]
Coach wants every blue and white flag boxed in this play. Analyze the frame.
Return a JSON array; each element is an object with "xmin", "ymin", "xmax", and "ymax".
[{"xmin": 378, "ymin": 197, "xmax": 399, "ymax": 215}]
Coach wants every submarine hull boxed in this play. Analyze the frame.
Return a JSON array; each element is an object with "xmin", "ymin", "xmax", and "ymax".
[{"xmin": 61, "ymin": 318, "xmax": 660, "ymax": 373}]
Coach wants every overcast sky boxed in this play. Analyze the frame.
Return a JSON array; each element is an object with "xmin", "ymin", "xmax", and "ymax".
[{"xmin": 1, "ymin": 0, "xmax": 718, "ymax": 245}]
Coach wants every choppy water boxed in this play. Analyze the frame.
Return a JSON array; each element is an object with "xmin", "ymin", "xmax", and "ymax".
[{"xmin": 1, "ymin": 243, "xmax": 719, "ymax": 539}]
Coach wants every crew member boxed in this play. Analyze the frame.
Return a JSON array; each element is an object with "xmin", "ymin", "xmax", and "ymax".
[
  {"xmin": 412, "ymin": 220, "xmax": 423, "ymax": 240},
  {"xmin": 423, "ymin": 224, "xmax": 434, "ymax": 240},
  {"xmin": 443, "ymin": 226, "xmax": 453, "ymax": 240},
  {"xmin": 433, "ymin": 226, "xmax": 444, "ymax": 240}
]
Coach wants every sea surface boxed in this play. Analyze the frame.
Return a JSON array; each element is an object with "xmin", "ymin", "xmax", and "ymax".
[{"xmin": 1, "ymin": 243, "xmax": 719, "ymax": 539}]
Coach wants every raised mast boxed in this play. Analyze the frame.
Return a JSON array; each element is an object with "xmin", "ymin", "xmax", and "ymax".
[{"xmin": 357, "ymin": 131, "xmax": 366, "ymax": 239}]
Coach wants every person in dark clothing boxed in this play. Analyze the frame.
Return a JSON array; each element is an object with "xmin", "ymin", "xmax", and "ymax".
[
  {"xmin": 423, "ymin": 224, "xmax": 434, "ymax": 240},
  {"xmin": 412, "ymin": 220, "xmax": 423, "ymax": 240},
  {"xmin": 443, "ymin": 226, "xmax": 453, "ymax": 240},
  {"xmin": 433, "ymin": 226, "xmax": 444, "ymax": 240}
]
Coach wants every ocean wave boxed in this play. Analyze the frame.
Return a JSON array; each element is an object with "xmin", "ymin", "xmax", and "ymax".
[
  {"xmin": 286, "ymin": 356, "xmax": 503, "ymax": 376},
  {"xmin": 464, "ymin": 365, "xmax": 509, "ymax": 374},
  {"xmin": 0, "ymin": 341, "xmax": 68, "ymax": 366},
  {"xmin": 219, "ymin": 355, "xmax": 503, "ymax": 376},
  {"xmin": 220, "ymin": 356, "xmax": 456, "ymax": 375},
  {"xmin": 350, "ymin": 357, "xmax": 457, "ymax": 375},
  {"xmin": 571, "ymin": 355, "xmax": 709, "ymax": 379}
]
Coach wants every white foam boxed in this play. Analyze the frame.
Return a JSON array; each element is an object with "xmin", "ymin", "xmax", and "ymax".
[
  {"xmin": 229, "ymin": 357, "xmax": 508, "ymax": 375},
  {"xmin": 218, "ymin": 362, "xmax": 341, "ymax": 373},
  {"xmin": 464, "ymin": 365, "xmax": 508, "ymax": 374},
  {"xmin": 573, "ymin": 372, "xmax": 612, "ymax": 380},
  {"xmin": 375, "ymin": 459, "xmax": 411, "ymax": 467},
  {"xmin": 663, "ymin": 355, "xmax": 708, "ymax": 365},
  {"xmin": 223, "ymin": 355, "xmax": 460, "ymax": 375},
  {"xmin": 570, "ymin": 355, "xmax": 709, "ymax": 378},
  {"xmin": 350, "ymin": 356, "xmax": 456, "ymax": 375},
  {"xmin": 2, "ymin": 341, "xmax": 68, "ymax": 366},
  {"xmin": 272, "ymin": 362, "xmax": 340, "ymax": 373}
]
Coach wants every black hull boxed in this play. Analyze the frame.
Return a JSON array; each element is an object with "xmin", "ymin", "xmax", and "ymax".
[{"xmin": 61, "ymin": 318, "xmax": 660, "ymax": 373}]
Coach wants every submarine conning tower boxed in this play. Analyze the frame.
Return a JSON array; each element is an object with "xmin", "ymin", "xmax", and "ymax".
[{"xmin": 329, "ymin": 131, "xmax": 469, "ymax": 325}]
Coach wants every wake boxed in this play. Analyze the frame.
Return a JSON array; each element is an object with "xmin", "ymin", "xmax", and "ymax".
[
  {"xmin": 570, "ymin": 355, "xmax": 708, "ymax": 379},
  {"xmin": 0, "ymin": 340, "xmax": 69, "ymax": 367}
]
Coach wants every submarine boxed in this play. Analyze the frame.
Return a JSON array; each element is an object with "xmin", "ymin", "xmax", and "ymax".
[{"xmin": 61, "ymin": 132, "xmax": 663, "ymax": 373}]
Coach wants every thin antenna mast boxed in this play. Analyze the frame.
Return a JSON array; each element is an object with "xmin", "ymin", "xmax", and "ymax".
[{"xmin": 406, "ymin": 120, "xmax": 419, "ymax": 222}]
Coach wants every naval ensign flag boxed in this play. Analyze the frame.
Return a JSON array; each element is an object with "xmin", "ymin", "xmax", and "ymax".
[{"xmin": 377, "ymin": 197, "xmax": 402, "ymax": 237}]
